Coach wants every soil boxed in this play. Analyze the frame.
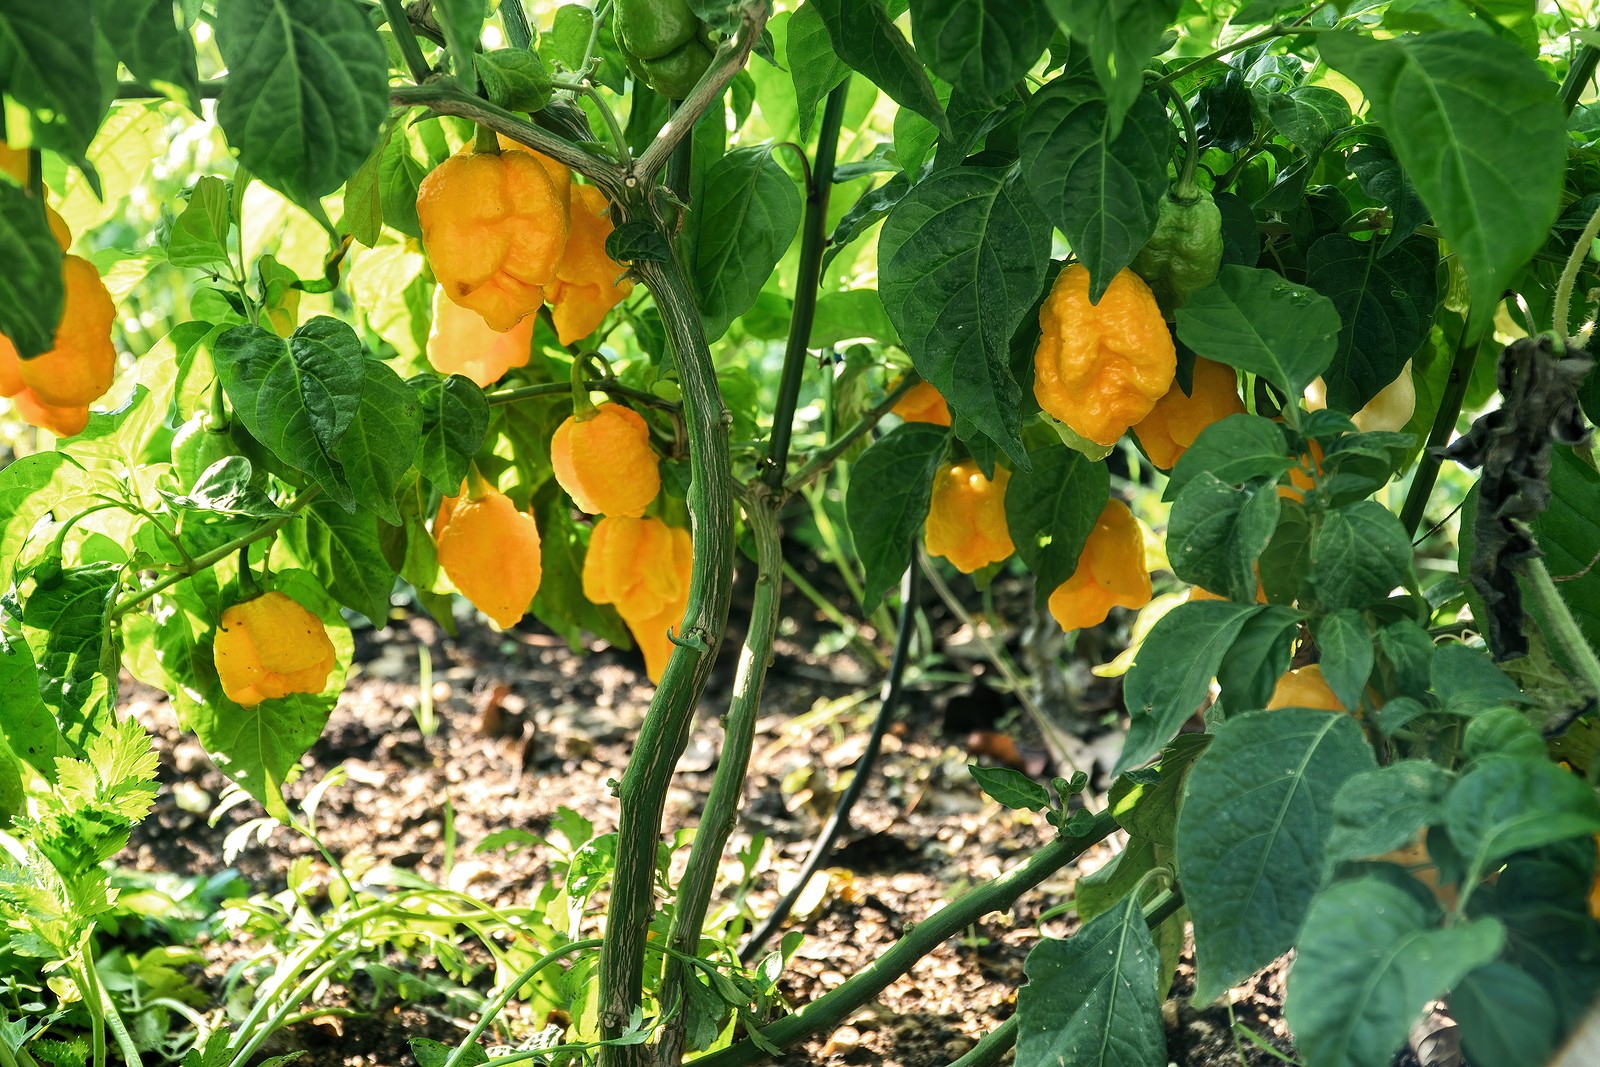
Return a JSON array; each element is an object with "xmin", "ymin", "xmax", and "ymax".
[{"xmin": 118, "ymin": 565, "xmax": 1300, "ymax": 1067}]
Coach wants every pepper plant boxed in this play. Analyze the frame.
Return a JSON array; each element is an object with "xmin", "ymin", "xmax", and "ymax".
[{"xmin": 2, "ymin": 2, "xmax": 1600, "ymax": 1067}]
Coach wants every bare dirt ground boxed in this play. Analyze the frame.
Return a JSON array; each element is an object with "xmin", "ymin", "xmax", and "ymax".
[{"xmin": 119, "ymin": 565, "xmax": 1300, "ymax": 1067}]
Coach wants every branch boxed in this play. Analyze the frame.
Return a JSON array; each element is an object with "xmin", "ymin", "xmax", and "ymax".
[
  {"xmin": 782, "ymin": 374, "xmax": 922, "ymax": 495},
  {"xmin": 763, "ymin": 83, "xmax": 850, "ymax": 491},
  {"xmin": 596, "ymin": 248, "xmax": 738, "ymax": 1066},
  {"xmin": 483, "ymin": 379, "xmax": 679, "ymax": 413},
  {"xmin": 389, "ymin": 83, "xmax": 626, "ymax": 197},
  {"xmin": 634, "ymin": 2, "xmax": 773, "ymax": 179},
  {"xmin": 1399, "ymin": 329, "xmax": 1482, "ymax": 537},
  {"xmin": 739, "ymin": 544, "xmax": 918, "ymax": 961},
  {"xmin": 115, "ymin": 78, "xmax": 228, "ymax": 100},
  {"xmin": 655, "ymin": 484, "xmax": 784, "ymax": 1066},
  {"xmin": 379, "ymin": 0, "xmax": 433, "ymax": 84},
  {"xmin": 694, "ymin": 811, "xmax": 1119, "ymax": 1067}
]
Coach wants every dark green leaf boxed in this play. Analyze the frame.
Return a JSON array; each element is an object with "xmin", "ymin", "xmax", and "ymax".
[
  {"xmin": 1167, "ymin": 474, "xmax": 1278, "ymax": 603},
  {"xmin": 1429, "ymin": 643, "xmax": 1521, "ymax": 713},
  {"xmin": 1003, "ymin": 441, "xmax": 1109, "ymax": 606},
  {"xmin": 1305, "ymin": 234, "xmax": 1440, "ymax": 412},
  {"xmin": 1450, "ymin": 962, "xmax": 1559, "ymax": 1067},
  {"xmin": 1309, "ymin": 500, "xmax": 1414, "ymax": 611},
  {"xmin": 608, "ymin": 220, "xmax": 672, "ymax": 264},
  {"xmin": 1016, "ymin": 894, "xmax": 1165, "ymax": 1067},
  {"xmin": 333, "ymin": 360, "xmax": 420, "ymax": 524},
  {"xmin": 969, "ymin": 765, "xmax": 1051, "ymax": 810},
  {"xmin": 1318, "ymin": 31, "xmax": 1565, "ymax": 334},
  {"xmin": 694, "ymin": 147, "xmax": 802, "ymax": 341},
  {"xmin": 1177, "ymin": 709, "xmax": 1377, "ymax": 1002},
  {"xmin": 909, "ymin": 0, "xmax": 1053, "ymax": 103},
  {"xmin": 0, "ymin": 2, "xmax": 108, "ymax": 158},
  {"xmin": 1019, "ymin": 76, "xmax": 1170, "ymax": 301},
  {"xmin": 1118, "ymin": 600, "xmax": 1263, "ymax": 773},
  {"xmin": 845, "ymin": 424, "xmax": 950, "ymax": 612},
  {"xmin": 1533, "ymin": 445, "xmax": 1600, "ymax": 653},
  {"xmin": 1215, "ymin": 605, "xmax": 1300, "ymax": 713},
  {"xmin": 280, "ymin": 500, "xmax": 396, "ymax": 624},
  {"xmin": 1327, "ymin": 761, "xmax": 1451, "ymax": 864},
  {"xmin": 878, "ymin": 166, "xmax": 1052, "ymax": 466},
  {"xmin": 167, "ymin": 457, "xmax": 287, "ymax": 518},
  {"xmin": 1284, "ymin": 878, "xmax": 1503, "ymax": 1067},
  {"xmin": 1043, "ymin": 0, "xmax": 1180, "ymax": 137},
  {"xmin": 1313, "ymin": 609, "xmax": 1373, "ymax": 712},
  {"xmin": 812, "ymin": 0, "xmax": 950, "ymax": 136},
  {"xmin": 1108, "ymin": 733, "xmax": 1210, "ymax": 847},
  {"xmin": 1164, "ymin": 414, "xmax": 1291, "ymax": 500},
  {"xmin": 1348, "ymin": 141, "xmax": 1427, "ymax": 255},
  {"xmin": 1444, "ymin": 755, "xmax": 1600, "ymax": 882},
  {"xmin": 0, "ymin": 183, "xmax": 65, "ymax": 358},
  {"xmin": 825, "ymin": 172, "xmax": 908, "ymax": 269},
  {"xmin": 212, "ymin": 317, "xmax": 367, "ymax": 510},
  {"xmin": 95, "ymin": 0, "xmax": 201, "ymax": 108},
  {"xmin": 0, "ymin": 637, "xmax": 62, "ymax": 774},
  {"xmin": 215, "ymin": 0, "xmax": 389, "ymax": 207},
  {"xmin": 1176, "ymin": 264, "xmax": 1341, "ymax": 399},
  {"xmin": 410, "ymin": 374, "xmax": 489, "ymax": 495}
]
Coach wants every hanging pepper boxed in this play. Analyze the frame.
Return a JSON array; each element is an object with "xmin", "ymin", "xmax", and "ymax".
[
  {"xmin": 615, "ymin": 0, "xmax": 716, "ymax": 99},
  {"xmin": 1047, "ymin": 499, "xmax": 1152, "ymax": 633},
  {"xmin": 1132, "ymin": 87, "xmax": 1223, "ymax": 315},
  {"xmin": 1132, "ymin": 357, "xmax": 1244, "ymax": 469}
]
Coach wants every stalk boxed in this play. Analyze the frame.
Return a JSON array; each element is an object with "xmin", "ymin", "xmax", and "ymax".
[
  {"xmin": 763, "ymin": 83, "xmax": 850, "ymax": 491},
  {"xmin": 694, "ymin": 811, "xmax": 1118, "ymax": 1067},
  {"xmin": 596, "ymin": 247, "xmax": 737, "ymax": 1066},
  {"xmin": 655, "ymin": 487, "xmax": 783, "ymax": 1066},
  {"xmin": 1399, "ymin": 331, "xmax": 1482, "ymax": 538},
  {"xmin": 378, "ymin": 0, "xmax": 432, "ymax": 84},
  {"xmin": 739, "ymin": 551, "xmax": 919, "ymax": 961}
]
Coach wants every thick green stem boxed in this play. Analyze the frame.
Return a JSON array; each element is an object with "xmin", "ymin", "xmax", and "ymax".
[
  {"xmin": 1553, "ymin": 198, "xmax": 1600, "ymax": 338},
  {"xmin": 740, "ymin": 549, "xmax": 919, "ymax": 961},
  {"xmin": 946, "ymin": 1016, "xmax": 1018, "ymax": 1067},
  {"xmin": 764, "ymin": 82, "xmax": 849, "ymax": 491},
  {"xmin": 597, "ymin": 245, "xmax": 737, "ymax": 1065},
  {"xmin": 1400, "ymin": 333, "xmax": 1482, "ymax": 538},
  {"xmin": 695, "ymin": 811, "xmax": 1118, "ymax": 1067},
  {"xmin": 500, "ymin": 0, "xmax": 533, "ymax": 50},
  {"xmin": 1561, "ymin": 44, "xmax": 1600, "ymax": 114},
  {"xmin": 390, "ymin": 84, "xmax": 625, "ymax": 196},
  {"xmin": 1525, "ymin": 556, "xmax": 1600, "ymax": 695},
  {"xmin": 109, "ymin": 488, "xmax": 319, "ymax": 619},
  {"xmin": 379, "ymin": 0, "xmax": 433, "ymax": 84},
  {"xmin": 655, "ymin": 488, "xmax": 783, "ymax": 1066}
]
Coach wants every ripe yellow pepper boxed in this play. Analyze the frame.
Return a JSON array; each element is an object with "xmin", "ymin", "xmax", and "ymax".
[
  {"xmin": 551, "ymin": 402, "xmax": 661, "ymax": 518},
  {"xmin": 1265, "ymin": 664, "xmax": 1344, "ymax": 712},
  {"xmin": 890, "ymin": 379, "xmax": 952, "ymax": 427},
  {"xmin": 1034, "ymin": 265, "xmax": 1176, "ymax": 447},
  {"xmin": 425, "ymin": 285, "xmax": 534, "ymax": 388},
  {"xmin": 0, "ymin": 253, "xmax": 117, "ymax": 437},
  {"xmin": 213, "ymin": 591, "xmax": 337, "ymax": 707},
  {"xmin": 1304, "ymin": 360, "xmax": 1417, "ymax": 433},
  {"xmin": 548, "ymin": 184, "xmax": 633, "ymax": 345},
  {"xmin": 435, "ymin": 480, "xmax": 544, "ymax": 629},
  {"xmin": 416, "ymin": 146, "xmax": 571, "ymax": 332},
  {"xmin": 924, "ymin": 461, "xmax": 1014, "ymax": 573},
  {"xmin": 1048, "ymin": 499, "xmax": 1152, "ymax": 632},
  {"xmin": 1132, "ymin": 357, "xmax": 1243, "ymax": 469},
  {"xmin": 582, "ymin": 515, "xmax": 693, "ymax": 683}
]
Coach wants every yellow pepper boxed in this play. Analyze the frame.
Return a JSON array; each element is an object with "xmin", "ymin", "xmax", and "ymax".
[
  {"xmin": 548, "ymin": 184, "xmax": 633, "ymax": 345},
  {"xmin": 435, "ymin": 480, "xmax": 544, "ymax": 629},
  {"xmin": 924, "ymin": 461, "xmax": 1014, "ymax": 573},
  {"xmin": 1048, "ymin": 499, "xmax": 1152, "ymax": 632},
  {"xmin": 0, "ymin": 253, "xmax": 117, "ymax": 437},
  {"xmin": 550, "ymin": 402, "xmax": 661, "ymax": 518},
  {"xmin": 1034, "ymin": 265, "xmax": 1176, "ymax": 447},
  {"xmin": 582, "ymin": 515, "xmax": 693, "ymax": 683},
  {"xmin": 890, "ymin": 380, "xmax": 952, "ymax": 427},
  {"xmin": 416, "ymin": 146, "xmax": 571, "ymax": 332},
  {"xmin": 425, "ymin": 285, "xmax": 534, "ymax": 388},
  {"xmin": 1132, "ymin": 357, "xmax": 1243, "ymax": 469},
  {"xmin": 1265, "ymin": 665, "xmax": 1344, "ymax": 712},
  {"xmin": 213, "ymin": 591, "xmax": 337, "ymax": 707}
]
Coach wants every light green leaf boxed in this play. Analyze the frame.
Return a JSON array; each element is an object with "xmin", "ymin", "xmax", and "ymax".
[
  {"xmin": 166, "ymin": 175, "xmax": 233, "ymax": 271},
  {"xmin": 1177, "ymin": 709, "xmax": 1377, "ymax": 1002},
  {"xmin": 1285, "ymin": 878, "xmax": 1503, "ymax": 1067},
  {"xmin": 1318, "ymin": 30, "xmax": 1565, "ymax": 335},
  {"xmin": 215, "ymin": 0, "xmax": 389, "ymax": 208},
  {"xmin": 433, "ymin": 0, "xmax": 487, "ymax": 88},
  {"xmin": 969, "ymin": 765, "xmax": 1051, "ymax": 810},
  {"xmin": 410, "ymin": 373, "xmax": 489, "ymax": 495},
  {"xmin": 789, "ymin": 2, "xmax": 850, "ymax": 142},
  {"xmin": 0, "ymin": 2, "xmax": 109, "ymax": 158}
]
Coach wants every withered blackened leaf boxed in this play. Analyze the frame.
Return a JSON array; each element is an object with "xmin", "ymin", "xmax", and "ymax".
[{"xmin": 1445, "ymin": 335, "xmax": 1594, "ymax": 659}]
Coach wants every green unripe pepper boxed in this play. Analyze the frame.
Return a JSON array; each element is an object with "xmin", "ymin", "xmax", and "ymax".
[
  {"xmin": 615, "ymin": 0, "xmax": 715, "ymax": 99},
  {"xmin": 1132, "ymin": 186, "xmax": 1223, "ymax": 317}
]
